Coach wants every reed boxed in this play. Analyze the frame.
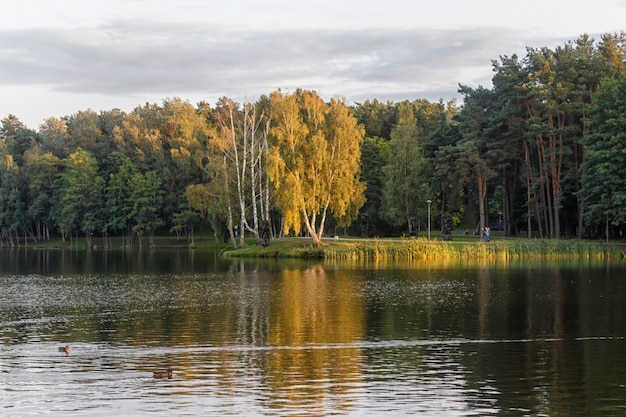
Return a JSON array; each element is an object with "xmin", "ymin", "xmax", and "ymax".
[
  {"xmin": 457, "ymin": 239, "xmax": 623, "ymax": 260},
  {"xmin": 223, "ymin": 236, "xmax": 625, "ymax": 260}
]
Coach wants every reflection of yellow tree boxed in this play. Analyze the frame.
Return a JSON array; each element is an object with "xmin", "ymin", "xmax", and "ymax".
[{"xmin": 265, "ymin": 264, "xmax": 364, "ymax": 414}]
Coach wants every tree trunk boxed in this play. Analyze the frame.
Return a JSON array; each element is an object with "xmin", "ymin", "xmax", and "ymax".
[
  {"xmin": 303, "ymin": 208, "xmax": 323, "ymax": 247},
  {"xmin": 248, "ymin": 104, "xmax": 261, "ymax": 244},
  {"xmin": 524, "ymin": 142, "xmax": 533, "ymax": 237},
  {"xmin": 537, "ymin": 135, "xmax": 554, "ymax": 237},
  {"xmin": 502, "ymin": 166, "xmax": 508, "ymax": 237},
  {"xmin": 575, "ymin": 142, "xmax": 585, "ymax": 238},
  {"xmin": 477, "ymin": 173, "xmax": 487, "ymax": 239},
  {"xmin": 548, "ymin": 115, "xmax": 564, "ymax": 239},
  {"xmin": 227, "ymin": 204, "xmax": 237, "ymax": 248},
  {"xmin": 262, "ymin": 121, "xmax": 271, "ymax": 224}
]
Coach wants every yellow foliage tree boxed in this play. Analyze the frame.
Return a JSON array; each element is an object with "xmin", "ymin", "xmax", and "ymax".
[{"xmin": 268, "ymin": 90, "xmax": 365, "ymax": 247}]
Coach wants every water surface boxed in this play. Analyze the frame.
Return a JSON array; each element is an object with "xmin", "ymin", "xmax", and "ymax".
[{"xmin": 1, "ymin": 249, "xmax": 625, "ymax": 416}]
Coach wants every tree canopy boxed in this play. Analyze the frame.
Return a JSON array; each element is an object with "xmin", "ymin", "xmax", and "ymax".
[
  {"xmin": 1, "ymin": 32, "xmax": 625, "ymax": 247},
  {"xmin": 580, "ymin": 71, "xmax": 626, "ymax": 226}
]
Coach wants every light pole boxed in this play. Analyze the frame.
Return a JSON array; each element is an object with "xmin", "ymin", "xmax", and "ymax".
[{"xmin": 426, "ymin": 200, "xmax": 432, "ymax": 241}]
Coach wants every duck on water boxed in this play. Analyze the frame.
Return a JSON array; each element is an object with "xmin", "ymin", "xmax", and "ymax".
[{"xmin": 153, "ymin": 369, "xmax": 173, "ymax": 379}]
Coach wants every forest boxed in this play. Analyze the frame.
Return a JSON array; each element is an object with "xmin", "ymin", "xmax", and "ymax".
[{"xmin": 1, "ymin": 33, "xmax": 626, "ymax": 248}]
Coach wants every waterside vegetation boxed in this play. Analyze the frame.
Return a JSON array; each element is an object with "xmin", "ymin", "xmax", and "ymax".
[
  {"xmin": 223, "ymin": 235, "xmax": 626, "ymax": 260},
  {"xmin": 10, "ymin": 232, "xmax": 624, "ymax": 260}
]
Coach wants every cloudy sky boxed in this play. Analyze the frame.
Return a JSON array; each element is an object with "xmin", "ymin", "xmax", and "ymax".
[{"xmin": 2, "ymin": 0, "xmax": 625, "ymax": 129}]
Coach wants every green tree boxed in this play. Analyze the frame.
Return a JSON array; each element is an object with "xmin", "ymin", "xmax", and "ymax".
[
  {"xmin": 456, "ymin": 85, "xmax": 495, "ymax": 236},
  {"xmin": 1, "ymin": 115, "xmax": 40, "ymax": 167},
  {"xmin": 524, "ymin": 36, "xmax": 620, "ymax": 238},
  {"xmin": 161, "ymin": 98, "xmax": 209, "ymax": 223},
  {"xmin": 186, "ymin": 182, "xmax": 227, "ymax": 241},
  {"xmin": 66, "ymin": 109, "xmax": 103, "ymax": 157},
  {"xmin": 410, "ymin": 98, "xmax": 451, "ymax": 142},
  {"xmin": 39, "ymin": 117, "xmax": 72, "ymax": 158},
  {"xmin": 23, "ymin": 149, "xmax": 61, "ymax": 241},
  {"xmin": 353, "ymin": 99, "xmax": 395, "ymax": 140},
  {"xmin": 170, "ymin": 193, "xmax": 200, "ymax": 244},
  {"xmin": 360, "ymin": 136, "xmax": 390, "ymax": 235},
  {"xmin": 0, "ymin": 154, "xmax": 24, "ymax": 246},
  {"xmin": 489, "ymin": 54, "xmax": 530, "ymax": 236},
  {"xmin": 580, "ymin": 72, "xmax": 626, "ymax": 231},
  {"xmin": 597, "ymin": 32, "xmax": 626, "ymax": 76},
  {"xmin": 430, "ymin": 121, "xmax": 466, "ymax": 231},
  {"xmin": 116, "ymin": 103, "xmax": 166, "ymax": 170},
  {"xmin": 381, "ymin": 104, "xmax": 430, "ymax": 233},
  {"xmin": 127, "ymin": 170, "xmax": 164, "ymax": 248},
  {"xmin": 98, "ymin": 108, "xmax": 126, "ymax": 160},
  {"xmin": 104, "ymin": 155, "xmax": 137, "ymax": 247},
  {"xmin": 53, "ymin": 149, "xmax": 103, "ymax": 246}
]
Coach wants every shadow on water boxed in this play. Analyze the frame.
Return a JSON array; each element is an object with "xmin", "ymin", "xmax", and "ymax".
[{"xmin": 0, "ymin": 248, "xmax": 236, "ymax": 275}]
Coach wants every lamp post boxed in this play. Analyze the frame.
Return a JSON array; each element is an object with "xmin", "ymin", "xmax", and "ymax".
[{"xmin": 426, "ymin": 200, "xmax": 432, "ymax": 241}]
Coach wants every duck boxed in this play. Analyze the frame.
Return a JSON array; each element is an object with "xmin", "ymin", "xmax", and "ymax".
[
  {"xmin": 58, "ymin": 345, "xmax": 70, "ymax": 354},
  {"xmin": 153, "ymin": 369, "xmax": 173, "ymax": 379}
]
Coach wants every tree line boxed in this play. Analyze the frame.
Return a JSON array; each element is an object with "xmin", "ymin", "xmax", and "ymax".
[
  {"xmin": 356, "ymin": 33, "xmax": 626, "ymax": 240},
  {"xmin": 0, "ymin": 90, "xmax": 365, "ymax": 248},
  {"xmin": 1, "ymin": 33, "xmax": 625, "ymax": 248}
]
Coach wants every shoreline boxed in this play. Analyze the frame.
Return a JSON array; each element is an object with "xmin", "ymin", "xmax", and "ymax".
[
  {"xmin": 222, "ymin": 236, "xmax": 626, "ymax": 260},
  {"xmin": 4, "ymin": 235, "xmax": 624, "ymax": 261}
]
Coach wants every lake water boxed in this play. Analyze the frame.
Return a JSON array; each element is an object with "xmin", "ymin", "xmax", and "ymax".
[{"xmin": 1, "ymin": 249, "xmax": 625, "ymax": 416}]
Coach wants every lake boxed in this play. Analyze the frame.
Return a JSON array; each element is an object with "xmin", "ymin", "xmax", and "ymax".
[{"xmin": 1, "ymin": 249, "xmax": 625, "ymax": 416}]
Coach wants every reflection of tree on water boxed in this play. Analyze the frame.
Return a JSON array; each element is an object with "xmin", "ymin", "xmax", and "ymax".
[
  {"xmin": 265, "ymin": 264, "xmax": 365, "ymax": 414},
  {"xmin": 461, "ymin": 266, "xmax": 601, "ymax": 416}
]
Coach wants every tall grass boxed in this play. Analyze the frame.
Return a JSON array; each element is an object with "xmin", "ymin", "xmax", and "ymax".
[
  {"xmin": 224, "ymin": 237, "xmax": 625, "ymax": 261},
  {"xmin": 321, "ymin": 238, "xmax": 458, "ymax": 260},
  {"xmin": 459, "ymin": 239, "xmax": 623, "ymax": 260}
]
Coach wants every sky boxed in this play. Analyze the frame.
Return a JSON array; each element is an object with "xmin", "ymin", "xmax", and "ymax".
[{"xmin": 1, "ymin": 0, "xmax": 625, "ymax": 130}]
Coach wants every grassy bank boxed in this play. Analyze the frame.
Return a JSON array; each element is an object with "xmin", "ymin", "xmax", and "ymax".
[{"xmin": 223, "ymin": 236, "xmax": 626, "ymax": 260}]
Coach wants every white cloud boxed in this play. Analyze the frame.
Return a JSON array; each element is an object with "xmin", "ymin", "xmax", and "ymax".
[{"xmin": 1, "ymin": 0, "xmax": 624, "ymax": 128}]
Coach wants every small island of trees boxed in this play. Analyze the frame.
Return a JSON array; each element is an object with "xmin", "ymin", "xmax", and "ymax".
[{"xmin": 1, "ymin": 33, "xmax": 625, "ymax": 249}]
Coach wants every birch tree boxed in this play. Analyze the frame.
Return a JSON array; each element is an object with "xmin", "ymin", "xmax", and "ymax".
[
  {"xmin": 213, "ymin": 98, "xmax": 262, "ymax": 246},
  {"xmin": 268, "ymin": 90, "xmax": 365, "ymax": 247}
]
